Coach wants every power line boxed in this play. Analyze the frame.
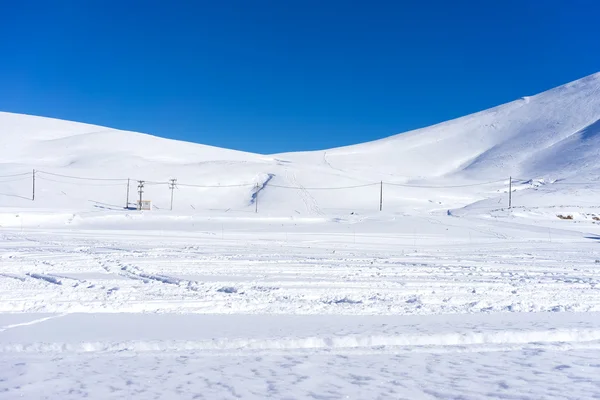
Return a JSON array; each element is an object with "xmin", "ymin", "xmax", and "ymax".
[
  {"xmin": 23, "ymin": 168, "xmax": 600, "ymax": 190},
  {"xmin": 36, "ymin": 176, "xmax": 127, "ymax": 186},
  {"xmin": 0, "ymin": 176, "xmax": 32, "ymax": 183},
  {"xmin": 27, "ymin": 169, "xmax": 600, "ymax": 193},
  {"xmin": 37, "ymin": 170, "xmax": 128, "ymax": 181},
  {"xmin": 548, "ymin": 182, "xmax": 600, "ymax": 185},
  {"xmin": 144, "ymin": 181, "xmax": 170, "ymax": 186},
  {"xmin": 269, "ymin": 183, "xmax": 378, "ymax": 190},
  {"xmin": 29, "ymin": 170, "xmax": 518, "ymax": 190},
  {"xmin": 383, "ymin": 179, "xmax": 507, "ymax": 188},
  {"xmin": 0, "ymin": 172, "xmax": 31, "ymax": 178},
  {"xmin": 177, "ymin": 182, "xmax": 255, "ymax": 188}
]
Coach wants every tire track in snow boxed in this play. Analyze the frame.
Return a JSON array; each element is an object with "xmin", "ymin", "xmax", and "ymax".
[
  {"xmin": 96, "ymin": 254, "xmax": 204, "ymax": 292},
  {"xmin": 121, "ymin": 264, "xmax": 184, "ymax": 286},
  {"xmin": 26, "ymin": 273, "xmax": 62, "ymax": 285}
]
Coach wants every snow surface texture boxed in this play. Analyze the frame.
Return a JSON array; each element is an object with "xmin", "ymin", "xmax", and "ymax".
[
  {"xmin": 1, "ymin": 222, "xmax": 600, "ymax": 316},
  {"xmin": 3, "ymin": 312, "xmax": 600, "ymax": 399},
  {"xmin": 1, "ymin": 73, "xmax": 600, "ymax": 399}
]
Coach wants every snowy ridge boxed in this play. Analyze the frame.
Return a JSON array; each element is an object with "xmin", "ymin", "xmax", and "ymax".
[
  {"xmin": 280, "ymin": 72, "xmax": 600, "ymax": 180},
  {"xmin": 1, "ymin": 72, "xmax": 600, "ymax": 215}
]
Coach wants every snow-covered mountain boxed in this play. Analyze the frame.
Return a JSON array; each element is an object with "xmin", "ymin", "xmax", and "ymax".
[
  {"xmin": 1, "ymin": 72, "xmax": 599, "ymax": 215},
  {"xmin": 278, "ymin": 72, "xmax": 600, "ymax": 180}
]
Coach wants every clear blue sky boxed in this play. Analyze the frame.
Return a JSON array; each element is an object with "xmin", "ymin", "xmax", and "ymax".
[{"xmin": 1, "ymin": 1, "xmax": 598, "ymax": 154}]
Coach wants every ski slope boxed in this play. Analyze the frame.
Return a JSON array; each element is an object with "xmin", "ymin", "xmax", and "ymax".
[{"xmin": 2, "ymin": 72, "xmax": 600, "ymax": 399}]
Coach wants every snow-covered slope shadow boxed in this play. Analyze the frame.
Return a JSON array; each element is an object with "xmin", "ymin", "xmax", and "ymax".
[{"xmin": 525, "ymin": 118, "xmax": 600, "ymax": 178}]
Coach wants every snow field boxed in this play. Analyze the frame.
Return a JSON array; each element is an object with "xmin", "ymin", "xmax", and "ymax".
[
  {"xmin": 1, "ymin": 214, "xmax": 600, "ymax": 316},
  {"xmin": 2, "ymin": 313, "xmax": 600, "ymax": 399},
  {"xmin": 1, "ymin": 72, "xmax": 600, "ymax": 398},
  {"xmin": 1, "ymin": 215, "xmax": 600, "ymax": 398}
]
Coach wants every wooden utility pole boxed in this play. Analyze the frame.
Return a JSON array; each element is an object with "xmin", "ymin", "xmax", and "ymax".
[
  {"xmin": 32, "ymin": 169, "xmax": 36, "ymax": 201},
  {"xmin": 125, "ymin": 178, "xmax": 130, "ymax": 209},
  {"xmin": 255, "ymin": 183, "xmax": 259, "ymax": 213},
  {"xmin": 379, "ymin": 181, "xmax": 383, "ymax": 211},
  {"xmin": 169, "ymin": 178, "xmax": 177, "ymax": 211},
  {"xmin": 137, "ymin": 180, "xmax": 145, "ymax": 210},
  {"xmin": 508, "ymin": 176, "xmax": 512, "ymax": 209}
]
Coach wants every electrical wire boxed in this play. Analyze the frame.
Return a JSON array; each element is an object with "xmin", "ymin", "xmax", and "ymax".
[
  {"xmin": 0, "ymin": 176, "xmax": 32, "ymax": 183},
  {"xmin": 0, "ymin": 172, "xmax": 31, "ymax": 178},
  {"xmin": 382, "ymin": 179, "xmax": 507, "ymax": 188},
  {"xmin": 269, "ymin": 183, "xmax": 379, "ymax": 190},
  {"xmin": 144, "ymin": 181, "xmax": 170, "ymax": 186},
  {"xmin": 177, "ymin": 182, "xmax": 255, "ymax": 188},
  {"xmin": 36, "ymin": 176, "xmax": 128, "ymax": 187},
  {"xmin": 548, "ymin": 182, "xmax": 600, "ymax": 185},
  {"xmin": 24, "ymin": 170, "xmax": 598, "ymax": 191},
  {"xmin": 37, "ymin": 170, "xmax": 128, "ymax": 181}
]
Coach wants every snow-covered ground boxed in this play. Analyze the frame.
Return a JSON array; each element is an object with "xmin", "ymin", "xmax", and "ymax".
[
  {"xmin": 1, "ymin": 214, "xmax": 600, "ymax": 315},
  {"xmin": 2, "ymin": 72, "xmax": 600, "ymax": 398},
  {"xmin": 3, "ymin": 312, "xmax": 600, "ymax": 399},
  {"xmin": 2, "ymin": 212, "xmax": 600, "ymax": 399}
]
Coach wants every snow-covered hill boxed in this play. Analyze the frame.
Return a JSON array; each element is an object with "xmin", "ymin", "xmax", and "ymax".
[
  {"xmin": 278, "ymin": 72, "xmax": 600, "ymax": 180},
  {"xmin": 1, "ymin": 72, "xmax": 599, "ymax": 216}
]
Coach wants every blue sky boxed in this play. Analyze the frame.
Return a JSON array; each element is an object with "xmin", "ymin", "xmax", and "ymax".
[{"xmin": 1, "ymin": 1, "xmax": 598, "ymax": 154}]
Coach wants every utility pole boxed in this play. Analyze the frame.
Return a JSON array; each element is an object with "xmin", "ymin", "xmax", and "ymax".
[
  {"xmin": 508, "ymin": 176, "xmax": 512, "ymax": 209},
  {"xmin": 379, "ymin": 180, "xmax": 383, "ymax": 211},
  {"xmin": 32, "ymin": 169, "xmax": 36, "ymax": 201},
  {"xmin": 169, "ymin": 178, "xmax": 177, "ymax": 211},
  {"xmin": 137, "ymin": 180, "xmax": 145, "ymax": 210},
  {"xmin": 125, "ymin": 178, "xmax": 130, "ymax": 209},
  {"xmin": 255, "ymin": 183, "xmax": 259, "ymax": 213}
]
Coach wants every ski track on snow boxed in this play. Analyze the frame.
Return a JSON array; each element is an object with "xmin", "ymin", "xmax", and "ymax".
[
  {"xmin": 0, "ymin": 314, "xmax": 67, "ymax": 333},
  {"xmin": 1, "ymin": 225, "xmax": 600, "ymax": 315}
]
